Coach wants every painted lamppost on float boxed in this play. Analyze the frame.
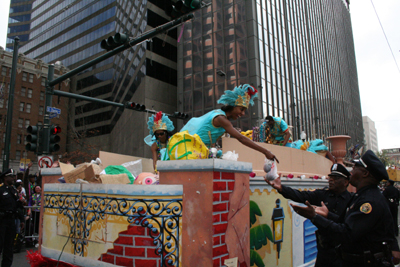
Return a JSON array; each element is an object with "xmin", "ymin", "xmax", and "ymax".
[{"xmin": 271, "ymin": 199, "xmax": 285, "ymax": 258}]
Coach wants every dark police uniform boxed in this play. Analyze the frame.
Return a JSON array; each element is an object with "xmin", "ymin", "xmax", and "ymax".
[
  {"xmin": 383, "ymin": 180, "xmax": 400, "ymax": 236},
  {"xmin": 312, "ymin": 150, "xmax": 399, "ymax": 267},
  {"xmin": 0, "ymin": 169, "xmax": 23, "ymax": 267},
  {"xmin": 280, "ymin": 163, "xmax": 352, "ymax": 267}
]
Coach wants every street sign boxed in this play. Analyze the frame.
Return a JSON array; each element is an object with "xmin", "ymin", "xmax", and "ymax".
[
  {"xmin": 49, "ymin": 113, "xmax": 58, "ymax": 119},
  {"xmin": 38, "ymin": 155, "xmax": 53, "ymax": 169},
  {"xmin": 46, "ymin": 106, "xmax": 61, "ymax": 114}
]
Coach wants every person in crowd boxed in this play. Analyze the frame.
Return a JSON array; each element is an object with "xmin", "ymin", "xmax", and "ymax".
[
  {"xmin": 383, "ymin": 179, "xmax": 400, "ymax": 236},
  {"xmin": 31, "ymin": 185, "xmax": 42, "ymax": 236},
  {"xmin": 16, "ymin": 179, "xmax": 26, "ymax": 197},
  {"xmin": 0, "ymin": 169, "xmax": 24, "ymax": 267},
  {"xmin": 264, "ymin": 115, "xmax": 292, "ymax": 147},
  {"xmin": 291, "ymin": 150, "xmax": 400, "ymax": 267},
  {"xmin": 26, "ymin": 174, "xmax": 37, "ymax": 206},
  {"xmin": 144, "ymin": 111, "xmax": 175, "ymax": 172},
  {"xmin": 14, "ymin": 182, "xmax": 26, "ymax": 235},
  {"xmin": 266, "ymin": 163, "xmax": 352, "ymax": 266},
  {"xmin": 176, "ymin": 84, "xmax": 278, "ymax": 161}
]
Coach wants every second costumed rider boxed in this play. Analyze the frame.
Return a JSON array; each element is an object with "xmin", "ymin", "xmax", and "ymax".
[
  {"xmin": 168, "ymin": 84, "xmax": 278, "ymax": 162},
  {"xmin": 145, "ymin": 111, "xmax": 175, "ymax": 172}
]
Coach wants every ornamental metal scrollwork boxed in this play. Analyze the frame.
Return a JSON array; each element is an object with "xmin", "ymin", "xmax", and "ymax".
[{"xmin": 44, "ymin": 193, "xmax": 182, "ymax": 266}]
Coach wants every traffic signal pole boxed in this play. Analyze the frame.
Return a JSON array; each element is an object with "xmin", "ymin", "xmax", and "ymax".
[
  {"xmin": 2, "ymin": 37, "xmax": 19, "ymax": 172},
  {"xmin": 42, "ymin": 65, "xmax": 55, "ymax": 155},
  {"xmin": 48, "ymin": 14, "xmax": 193, "ymax": 87}
]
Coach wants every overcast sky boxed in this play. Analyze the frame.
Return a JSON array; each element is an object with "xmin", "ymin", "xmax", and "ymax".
[{"xmin": 0, "ymin": 1, "xmax": 399, "ymax": 150}]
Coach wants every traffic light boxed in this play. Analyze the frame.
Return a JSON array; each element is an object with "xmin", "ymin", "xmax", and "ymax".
[
  {"xmin": 165, "ymin": 0, "xmax": 201, "ymax": 19},
  {"xmin": 100, "ymin": 33, "xmax": 129, "ymax": 51},
  {"xmin": 185, "ymin": 0, "xmax": 201, "ymax": 9},
  {"xmin": 26, "ymin": 125, "xmax": 39, "ymax": 152},
  {"xmin": 174, "ymin": 111, "xmax": 189, "ymax": 119},
  {"xmin": 125, "ymin": 102, "xmax": 146, "ymax": 111},
  {"xmin": 49, "ymin": 125, "xmax": 61, "ymax": 152}
]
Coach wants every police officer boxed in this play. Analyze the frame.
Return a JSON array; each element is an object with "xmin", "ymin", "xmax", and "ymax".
[
  {"xmin": 0, "ymin": 169, "xmax": 24, "ymax": 267},
  {"xmin": 383, "ymin": 179, "xmax": 400, "ymax": 236},
  {"xmin": 266, "ymin": 163, "xmax": 352, "ymax": 266},
  {"xmin": 291, "ymin": 150, "xmax": 400, "ymax": 267}
]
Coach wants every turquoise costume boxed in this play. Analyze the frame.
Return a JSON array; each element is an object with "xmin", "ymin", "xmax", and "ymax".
[
  {"xmin": 168, "ymin": 84, "xmax": 258, "ymax": 160},
  {"xmin": 267, "ymin": 117, "xmax": 292, "ymax": 147},
  {"xmin": 144, "ymin": 111, "xmax": 174, "ymax": 162},
  {"xmin": 180, "ymin": 109, "xmax": 226, "ymax": 147}
]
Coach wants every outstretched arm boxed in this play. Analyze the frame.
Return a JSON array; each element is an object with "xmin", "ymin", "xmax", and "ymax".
[
  {"xmin": 150, "ymin": 143, "xmax": 158, "ymax": 171},
  {"xmin": 214, "ymin": 115, "xmax": 279, "ymax": 162},
  {"xmin": 282, "ymin": 131, "xmax": 291, "ymax": 147}
]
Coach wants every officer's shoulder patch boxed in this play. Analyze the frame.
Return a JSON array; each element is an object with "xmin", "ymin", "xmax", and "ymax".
[{"xmin": 360, "ymin": 203, "xmax": 372, "ymax": 214}]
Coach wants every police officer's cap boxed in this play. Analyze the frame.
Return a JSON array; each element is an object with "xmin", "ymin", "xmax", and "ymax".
[
  {"xmin": 0, "ymin": 168, "xmax": 16, "ymax": 178},
  {"xmin": 352, "ymin": 150, "xmax": 389, "ymax": 181},
  {"xmin": 328, "ymin": 163, "xmax": 350, "ymax": 179}
]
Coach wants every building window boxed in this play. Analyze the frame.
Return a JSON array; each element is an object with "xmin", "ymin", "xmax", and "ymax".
[
  {"xmin": 0, "ymin": 114, "xmax": 2, "ymax": 125},
  {"xmin": 26, "ymin": 103, "xmax": 31, "ymax": 113},
  {"xmin": 25, "ymin": 119, "xmax": 30, "ymax": 129},
  {"xmin": 39, "ymin": 106, "xmax": 43, "ymax": 115},
  {"xmin": 40, "ymin": 91, "xmax": 44, "ymax": 100},
  {"xmin": 29, "ymin": 73, "xmax": 34, "ymax": 83},
  {"xmin": 21, "ymin": 87, "xmax": 26, "ymax": 97},
  {"xmin": 6, "ymin": 100, "xmax": 8, "ymax": 109},
  {"xmin": 18, "ymin": 118, "xmax": 23, "ymax": 128},
  {"xmin": 1, "ymin": 67, "xmax": 6, "ymax": 76},
  {"xmin": 41, "ymin": 77, "xmax": 46, "ymax": 86},
  {"xmin": 17, "ymin": 134, "xmax": 22, "ymax": 144},
  {"xmin": 27, "ymin": 88, "xmax": 33, "ymax": 98},
  {"xmin": 37, "ymin": 121, "xmax": 43, "ymax": 126},
  {"xmin": 19, "ymin": 102, "xmax": 24, "ymax": 112},
  {"xmin": 16, "ymin": 150, "xmax": 21, "ymax": 161},
  {"xmin": 0, "ymin": 99, "xmax": 3, "ymax": 108},
  {"xmin": 22, "ymin": 72, "xmax": 27, "ymax": 81},
  {"xmin": 24, "ymin": 135, "xmax": 28, "ymax": 145}
]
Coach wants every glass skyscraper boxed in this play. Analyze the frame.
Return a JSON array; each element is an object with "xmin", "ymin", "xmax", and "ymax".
[{"xmin": 178, "ymin": 0, "xmax": 363, "ymax": 144}]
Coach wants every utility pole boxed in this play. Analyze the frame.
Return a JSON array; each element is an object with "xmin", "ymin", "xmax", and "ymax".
[{"xmin": 2, "ymin": 37, "xmax": 19, "ymax": 172}]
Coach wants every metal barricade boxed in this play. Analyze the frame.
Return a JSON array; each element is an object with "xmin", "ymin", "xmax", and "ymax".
[{"xmin": 23, "ymin": 205, "xmax": 40, "ymax": 246}]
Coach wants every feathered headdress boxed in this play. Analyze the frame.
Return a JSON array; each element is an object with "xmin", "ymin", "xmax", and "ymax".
[
  {"xmin": 217, "ymin": 84, "xmax": 258, "ymax": 108},
  {"xmin": 147, "ymin": 111, "xmax": 174, "ymax": 135}
]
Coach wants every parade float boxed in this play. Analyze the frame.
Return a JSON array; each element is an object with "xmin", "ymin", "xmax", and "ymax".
[{"xmin": 33, "ymin": 136, "xmax": 348, "ymax": 267}]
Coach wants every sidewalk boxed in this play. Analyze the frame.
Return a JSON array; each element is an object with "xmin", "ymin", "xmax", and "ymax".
[{"xmin": 12, "ymin": 246, "xmax": 37, "ymax": 267}]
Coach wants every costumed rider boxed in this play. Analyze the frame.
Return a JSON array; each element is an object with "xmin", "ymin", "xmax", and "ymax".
[
  {"xmin": 144, "ymin": 111, "xmax": 174, "ymax": 172},
  {"xmin": 170, "ymin": 84, "xmax": 278, "ymax": 162},
  {"xmin": 263, "ymin": 115, "xmax": 292, "ymax": 147}
]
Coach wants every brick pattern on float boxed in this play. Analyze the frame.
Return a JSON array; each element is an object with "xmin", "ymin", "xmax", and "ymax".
[
  {"xmin": 212, "ymin": 171, "xmax": 235, "ymax": 267},
  {"xmin": 98, "ymin": 224, "xmax": 162, "ymax": 267}
]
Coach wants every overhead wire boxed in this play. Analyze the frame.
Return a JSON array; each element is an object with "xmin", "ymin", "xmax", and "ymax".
[{"xmin": 370, "ymin": 0, "xmax": 400, "ymax": 74}]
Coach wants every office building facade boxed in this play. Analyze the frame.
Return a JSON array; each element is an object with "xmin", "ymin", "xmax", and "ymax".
[
  {"xmin": 382, "ymin": 148, "xmax": 400, "ymax": 166},
  {"xmin": 362, "ymin": 116, "xmax": 378, "ymax": 152},
  {"xmin": 178, "ymin": 0, "xmax": 363, "ymax": 146},
  {"xmin": 6, "ymin": 0, "xmax": 34, "ymax": 51}
]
